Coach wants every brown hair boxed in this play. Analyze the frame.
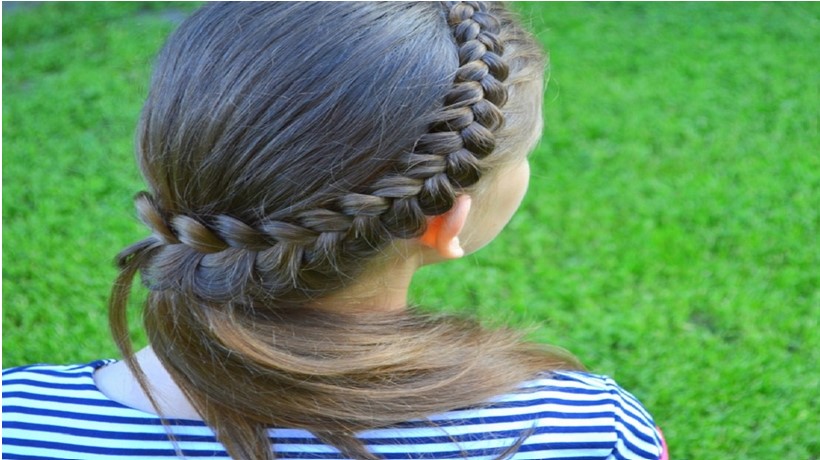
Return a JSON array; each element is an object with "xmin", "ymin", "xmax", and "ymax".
[{"xmin": 110, "ymin": 2, "xmax": 581, "ymax": 459}]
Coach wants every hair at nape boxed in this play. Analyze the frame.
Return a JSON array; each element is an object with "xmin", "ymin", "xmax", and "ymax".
[{"xmin": 109, "ymin": 3, "xmax": 575, "ymax": 460}]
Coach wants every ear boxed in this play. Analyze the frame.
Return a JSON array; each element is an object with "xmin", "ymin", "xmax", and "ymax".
[{"xmin": 419, "ymin": 195, "xmax": 472, "ymax": 259}]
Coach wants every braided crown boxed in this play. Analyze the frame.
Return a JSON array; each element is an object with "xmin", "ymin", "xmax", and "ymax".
[{"xmin": 123, "ymin": 1, "xmax": 510, "ymax": 303}]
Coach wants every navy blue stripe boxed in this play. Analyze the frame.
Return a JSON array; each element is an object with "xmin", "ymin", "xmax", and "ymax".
[
  {"xmin": 512, "ymin": 383, "xmax": 613, "ymax": 396},
  {"xmin": 350, "ymin": 423, "xmax": 614, "ymax": 446},
  {"xmin": 380, "ymin": 441, "xmax": 611, "ymax": 460},
  {"xmin": 478, "ymin": 395, "xmax": 616, "ymax": 410},
  {"xmin": 66, "ymin": 360, "xmax": 112, "ymax": 371},
  {"xmin": 612, "ymin": 440, "xmax": 659, "ymax": 460},
  {"xmin": 275, "ymin": 442, "xmax": 615, "ymax": 460},
  {"xmin": 5, "ymin": 361, "xmax": 109, "ymax": 375},
  {"xmin": 612, "ymin": 449, "xmax": 629, "ymax": 460},
  {"xmin": 517, "ymin": 440, "xmax": 613, "ymax": 453},
  {"xmin": 3, "ymin": 367, "xmax": 93, "ymax": 379},
  {"xmin": 392, "ymin": 408, "xmax": 614, "ymax": 429},
  {"xmin": 3, "ymin": 405, "xmax": 207, "ymax": 426},
  {"xmin": 269, "ymin": 453, "xmax": 355, "ymax": 460},
  {"xmin": 2, "ymin": 364, "xmax": 54, "ymax": 376},
  {"xmin": 3, "ymin": 379, "xmax": 99, "ymax": 391},
  {"xmin": 3, "ymin": 391, "xmax": 130, "ymax": 408},
  {"xmin": 0, "ymin": 454, "xmax": 66, "ymax": 460},
  {"xmin": 550, "ymin": 372, "xmax": 609, "ymax": 386},
  {"xmin": 2, "ymin": 438, "xmax": 227, "ymax": 457},
  {"xmin": 3, "ymin": 421, "xmax": 215, "ymax": 443}
]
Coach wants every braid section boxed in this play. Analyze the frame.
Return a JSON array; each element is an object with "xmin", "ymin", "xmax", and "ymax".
[
  {"xmin": 127, "ymin": 192, "xmax": 396, "ymax": 303},
  {"xmin": 379, "ymin": 0, "xmax": 510, "ymax": 221}
]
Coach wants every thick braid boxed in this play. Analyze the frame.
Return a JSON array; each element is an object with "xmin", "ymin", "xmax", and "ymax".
[
  {"xmin": 378, "ymin": 0, "xmax": 509, "ymax": 226},
  {"xmin": 126, "ymin": 1, "xmax": 509, "ymax": 303},
  {"xmin": 130, "ymin": 193, "xmax": 359, "ymax": 302}
]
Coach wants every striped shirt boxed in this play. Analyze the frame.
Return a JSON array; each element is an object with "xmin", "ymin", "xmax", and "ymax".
[{"xmin": 2, "ymin": 361, "xmax": 663, "ymax": 459}]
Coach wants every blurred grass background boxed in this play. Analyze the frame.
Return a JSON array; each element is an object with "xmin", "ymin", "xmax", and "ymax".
[{"xmin": 3, "ymin": 3, "xmax": 818, "ymax": 459}]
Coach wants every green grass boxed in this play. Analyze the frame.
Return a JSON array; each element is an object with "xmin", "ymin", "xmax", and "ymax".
[{"xmin": 3, "ymin": 3, "xmax": 818, "ymax": 459}]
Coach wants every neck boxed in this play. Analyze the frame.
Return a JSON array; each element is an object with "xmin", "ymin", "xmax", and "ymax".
[
  {"xmin": 309, "ymin": 240, "xmax": 422, "ymax": 314},
  {"xmin": 95, "ymin": 242, "xmax": 425, "ymax": 418}
]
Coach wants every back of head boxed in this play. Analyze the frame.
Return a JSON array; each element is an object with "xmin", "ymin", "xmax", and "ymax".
[
  {"xmin": 110, "ymin": 2, "xmax": 576, "ymax": 459},
  {"xmin": 131, "ymin": 1, "xmax": 545, "ymax": 303}
]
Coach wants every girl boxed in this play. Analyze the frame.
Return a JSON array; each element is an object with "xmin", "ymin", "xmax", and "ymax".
[{"xmin": 3, "ymin": 2, "xmax": 666, "ymax": 459}]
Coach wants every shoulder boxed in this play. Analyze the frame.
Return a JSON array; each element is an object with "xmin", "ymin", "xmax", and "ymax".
[
  {"xmin": 357, "ymin": 371, "xmax": 664, "ymax": 459},
  {"xmin": 2, "ymin": 361, "xmax": 222, "ymax": 459},
  {"xmin": 502, "ymin": 371, "xmax": 664, "ymax": 460},
  {"xmin": 2, "ymin": 360, "xmax": 119, "ymax": 421}
]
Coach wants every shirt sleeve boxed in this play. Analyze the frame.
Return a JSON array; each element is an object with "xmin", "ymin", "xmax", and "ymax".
[{"xmin": 604, "ymin": 378, "xmax": 664, "ymax": 460}]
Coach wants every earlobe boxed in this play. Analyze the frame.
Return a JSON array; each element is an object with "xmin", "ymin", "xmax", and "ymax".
[{"xmin": 419, "ymin": 195, "xmax": 472, "ymax": 259}]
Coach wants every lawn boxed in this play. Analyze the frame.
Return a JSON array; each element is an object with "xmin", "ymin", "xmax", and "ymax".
[{"xmin": 3, "ymin": 3, "xmax": 818, "ymax": 459}]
